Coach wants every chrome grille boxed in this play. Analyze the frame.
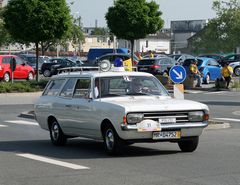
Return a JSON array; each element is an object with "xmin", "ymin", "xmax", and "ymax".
[{"xmin": 143, "ymin": 111, "xmax": 189, "ymax": 124}]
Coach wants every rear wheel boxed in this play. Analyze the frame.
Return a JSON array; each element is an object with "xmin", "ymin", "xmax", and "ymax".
[
  {"xmin": 43, "ymin": 69, "xmax": 51, "ymax": 77},
  {"xmin": 103, "ymin": 124, "xmax": 124, "ymax": 155},
  {"xmin": 204, "ymin": 74, "xmax": 210, "ymax": 84},
  {"xmin": 49, "ymin": 120, "xmax": 67, "ymax": 146},
  {"xmin": 27, "ymin": 72, "xmax": 34, "ymax": 81},
  {"xmin": 178, "ymin": 137, "xmax": 199, "ymax": 152},
  {"xmin": 3, "ymin": 72, "xmax": 10, "ymax": 82},
  {"xmin": 234, "ymin": 66, "xmax": 240, "ymax": 76}
]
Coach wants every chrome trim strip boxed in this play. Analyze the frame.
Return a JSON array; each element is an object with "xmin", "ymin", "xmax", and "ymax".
[{"xmin": 121, "ymin": 121, "xmax": 208, "ymax": 131}]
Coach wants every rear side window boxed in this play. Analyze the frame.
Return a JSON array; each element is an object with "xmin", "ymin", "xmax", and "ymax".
[
  {"xmin": 2, "ymin": 57, "xmax": 11, "ymax": 64},
  {"xmin": 138, "ymin": 60, "xmax": 155, "ymax": 65},
  {"xmin": 43, "ymin": 79, "xmax": 65, "ymax": 96},
  {"xmin": 59, "ymin": 78, "xmax": 77, "ymax": 98},
  {"xmin": 73, "ymin": 79, "xmax": 91, "ymax": 98}
]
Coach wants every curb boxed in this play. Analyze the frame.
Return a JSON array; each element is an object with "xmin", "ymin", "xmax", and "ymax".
[
  {"xmin": 19, "ymin": 112, "xmax": 231, "ymax": 130},
  {"xmin": 206, "ymin": 120, "xmax": 231, "ymax": 130}
]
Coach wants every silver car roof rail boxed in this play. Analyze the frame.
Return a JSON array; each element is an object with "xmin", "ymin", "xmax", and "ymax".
[
  {"xmin": 57, "ymin": 66, "xmax": 100, "ymax": 74},
  {"xmin": 57, "ymin": 66, "xmax": 138, "ymax": 75}
]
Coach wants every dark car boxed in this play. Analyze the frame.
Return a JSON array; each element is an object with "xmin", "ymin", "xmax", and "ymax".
[
  {"xmin": 40, "ymin": 58, "xmax": 81, "ymax": 77},
  {"xmin": 18, "ymin": 54, "xmax": 50, "ymax": 71},
  {"xmin": 137, "ymin": 57, "xmax": 177, "ymax": 75},
  {"xmin": 198, "ymin": 54, "xmax": 224, "ymax": 64},
  {"xmin": 223, "ymin": 54, "xmax": 240, "ymax": 64},
  {"xmin": 86, "ymin": 53, "xmax": 139, "ymax": 66}
]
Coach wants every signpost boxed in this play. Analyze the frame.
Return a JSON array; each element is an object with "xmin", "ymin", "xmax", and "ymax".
[
  {"xmin": 169, "ymin": 65, "xmax": 186, "ymax": 99},
  {"xmin": 10, "ymin": 58, "xmax": 16, "ymax": 84}
]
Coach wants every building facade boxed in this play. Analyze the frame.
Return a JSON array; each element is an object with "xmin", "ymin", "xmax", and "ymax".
[{"xmin": 171, "ymin": 20, "xmax": 208, "ymax": 53}]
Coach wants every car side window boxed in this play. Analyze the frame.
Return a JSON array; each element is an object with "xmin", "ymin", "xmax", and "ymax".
[
  {"xmin": 15, "ymin": 57, "xmax": 24, "ymax": 65},
  {"xmin": 73, "ymin": 78, "xmax": 91, "ymax": 98},
  {"xmin": 43, "ymin": 79, "xmax": 66, "ymax": 96},
  {"xmin": 2, "ymin": 57, "xmax": 11, "ymax": 64},
  {"xmin": 208, "ymin": 60, "xmax": 219, "ymax": 66},
  {"xmin": 59, "ymin": 78, "xmax": 77, "ymax": 98}
]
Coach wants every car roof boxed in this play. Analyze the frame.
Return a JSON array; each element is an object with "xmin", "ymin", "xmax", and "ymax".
[{"xmin": 51, "ymin": 71, "xmax": 153, "ymax": 79}]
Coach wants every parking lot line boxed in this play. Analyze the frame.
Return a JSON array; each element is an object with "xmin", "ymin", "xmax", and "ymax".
[
  {"xmin": 16, "ymin": 153, "xmax": 90, "ymax": 170},
  {"xmin": 0, "ymin": 124, "xmax": 7, "ymax": 127},
  {"xmin": 5, "ymin": 120, "xmax": 38, "ymax": 126}
]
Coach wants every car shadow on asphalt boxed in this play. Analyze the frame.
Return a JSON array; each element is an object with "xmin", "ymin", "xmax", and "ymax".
[{"xmin": 0, "ymin": 139, "xmax": 179, "ymax": 159}]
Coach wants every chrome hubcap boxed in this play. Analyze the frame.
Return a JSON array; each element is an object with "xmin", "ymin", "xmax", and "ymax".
[
  {"xmin": 105, "ymin": 129, "xmax": 114, "ymax": 150},
  {"xmin": 44, "ymin": 70, "xmax": 50, "ymax": 77},
  {"xmin": 52, "ymin": 123, "xmax": 59, "ymax": 140},
  {"xmin": 4, "ymin": 73, "xmax": 10, "ymax": 82},
  {"xmin": 28, "ymin": 73, "xmax": 33, "ymax": 80},
  {"xmin": 235, "ymin": 68, "xmax": 240, "ymax": 76},
  {"xmin": 206, "ymin": 75, "xmax": 210, "ymax": 83}
]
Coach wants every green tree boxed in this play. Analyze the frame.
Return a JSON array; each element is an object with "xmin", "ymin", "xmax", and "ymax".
[
  {"xmin": 39, "ymin": 16, "xmax": 84, "ymax": 56},
  {"xmin": 105, "ymin": 0, "xmax": 164, "ymax": 64},
  {"xmin": 3, "ymin": 0, "xmax": 72, "ymax": 81},
  {"xmin": 0, "ymin": 7, "xmax": 12, "ymax": 47},
  {"xmin": 190, "ymin": 0, "xmax": 240, "ymax": 54}
]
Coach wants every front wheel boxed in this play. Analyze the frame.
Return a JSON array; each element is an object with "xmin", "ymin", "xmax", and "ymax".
[
  {"xmin": 234, "ymin": 66, "xmax": 240, "ymax": 76},
  {"xmin": 49, "ymin": 120, "xmax": 67, "ymax": 146},
  {"xmin": 43, "ymin": 69, "xmax": 51, "ymax": 77},
  {"xmin": 178, "ymin": 137, "xmax": 199, "ymax": 152},
  {"xmin": 103, "ymin": 124, "xmax": 124, "ymax": 155}
]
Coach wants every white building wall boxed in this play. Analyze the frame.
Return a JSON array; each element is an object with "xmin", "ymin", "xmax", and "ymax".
[
  {"xmin": 137, "ymin": 39, "xmax": 170, "ymax": 54},
  {"xmin": 118, "ymin": 38, "xmax": 170, "ymax": 54}
]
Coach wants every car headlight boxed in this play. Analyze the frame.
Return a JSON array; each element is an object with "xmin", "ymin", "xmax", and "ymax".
[
  {"xmin": 188, "ymin": 111, "xmax": 204, "ymax": 122},
  {"xmin": 127, "ymin": 113, "xmax": 144, "ymax": 124}
]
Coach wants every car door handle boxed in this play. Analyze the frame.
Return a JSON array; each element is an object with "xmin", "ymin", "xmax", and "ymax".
[{"xmin": 65, "ymin": 104, "xmax": 72, "ymax": 108}]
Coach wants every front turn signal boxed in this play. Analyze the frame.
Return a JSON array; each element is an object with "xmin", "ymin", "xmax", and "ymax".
[{"xmin": 203, "ymin": 114, "xmax": 209, "ymax": 121}]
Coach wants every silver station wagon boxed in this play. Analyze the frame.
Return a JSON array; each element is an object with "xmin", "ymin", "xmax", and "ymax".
[{"xmin": 34, "ymin": 70, "xmax": 209, "ymax": 155}]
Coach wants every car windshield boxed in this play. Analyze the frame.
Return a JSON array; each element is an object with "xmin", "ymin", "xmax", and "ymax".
[
  {"xmin": 169, "ymin": 54, "xmax": 181, "ymax": 60},
  {"xmin": 94, "ymin": 76, "xmax": 168, "ymax": 98}
]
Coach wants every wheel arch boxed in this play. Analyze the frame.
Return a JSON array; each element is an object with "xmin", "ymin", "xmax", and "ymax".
[
  {"xmin": 100, "ymin": 119, "xmax": 114, "ymax": 136},
  {"xmin": 47, "ymin": 115, "xmax": 57, "ymax": 130}
]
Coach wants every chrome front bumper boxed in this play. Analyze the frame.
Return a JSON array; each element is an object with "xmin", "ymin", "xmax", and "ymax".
[{"xmin": 117, "ymin": 121, "xmax": 208, "ymax": 140}]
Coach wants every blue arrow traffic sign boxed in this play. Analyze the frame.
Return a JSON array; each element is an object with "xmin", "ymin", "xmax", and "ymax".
[{"xmin": 169, "ymin": 65, "xmax": 187, "ymax": 84}]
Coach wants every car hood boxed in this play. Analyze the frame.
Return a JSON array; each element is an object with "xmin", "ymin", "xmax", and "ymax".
[{"xmin": 100, "ymin": 96, "xmax": 208, "ymax": 112}]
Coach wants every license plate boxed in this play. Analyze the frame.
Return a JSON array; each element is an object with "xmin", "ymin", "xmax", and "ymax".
[
  {"xmin": 137, "ymin": 120, "xmax": 161, "ymax": 132},
  {"xmin": 139, "ymin": 67, "xmax": 148, "ymax": 71},
  {"xmin": 159, "ymin": 117, "xmax": 176, "ymax": 124},
  {"xmin": 153, "ymin": 131, "xmax": 181, "ymax": 140}
]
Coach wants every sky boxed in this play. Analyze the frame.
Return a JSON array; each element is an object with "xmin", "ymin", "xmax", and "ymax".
[{"xmin": 67, "ymin": 0, "xmax": 217, "ymax": 28}]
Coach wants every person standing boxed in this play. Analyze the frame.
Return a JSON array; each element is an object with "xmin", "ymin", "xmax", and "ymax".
[
  {"xmin": 221, "ymin": 62, "xmax": 233, "ymax": 89},
  {"xmin": 189, "ymin": 60, "xmax": 202, "ymax": 87}
]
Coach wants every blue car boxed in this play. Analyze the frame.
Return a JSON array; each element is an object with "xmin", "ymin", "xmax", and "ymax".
[{"xmin": 182, "ymin": 57, "xmax": 222, "ymax": 84}]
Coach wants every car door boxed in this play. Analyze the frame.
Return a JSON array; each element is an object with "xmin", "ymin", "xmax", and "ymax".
[
  {"xmin": 62, "ymin": 78, "xmax": 96, "ymax": 137},
  {"xmin": 14, "ymin": 56, "xmax": 28, "ymax": 79},
  {"xmin": 207, "ymin": 60, "xmax": 221, "ymax": 80}
]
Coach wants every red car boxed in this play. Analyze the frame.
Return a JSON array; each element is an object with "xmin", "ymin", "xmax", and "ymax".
[{"xmin": 0, "ymin": 55, "xmax": 35, "ymax": 82}]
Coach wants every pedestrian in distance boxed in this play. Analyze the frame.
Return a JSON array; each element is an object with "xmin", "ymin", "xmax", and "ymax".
[
  {"xmin": 149, "ymin": 50, "xmax": 154, "ymax": 58},
  {"xmin": 189, "ymin": 60, "xmax": 202, "ymax": 87},
  {"xmin": 220, "ymin": 62, "xmax": 233, "ymax": 89}
]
